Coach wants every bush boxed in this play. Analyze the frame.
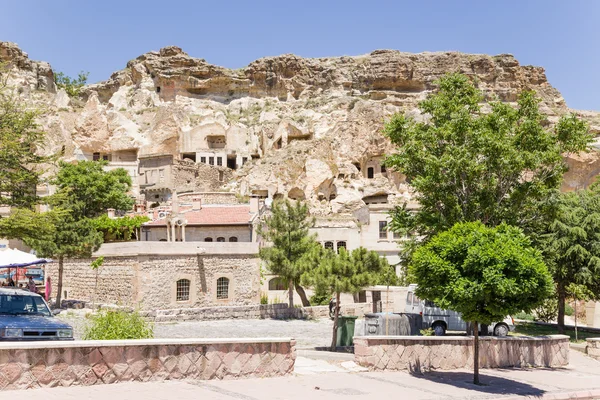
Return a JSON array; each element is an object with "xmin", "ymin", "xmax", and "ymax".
[
  {"xmin": 514, "ymin": 311, "xmax": 535, "ymax": 321},
  {"xmin": 260, "ymin": 292, "xmax": 268, "ymax": 305},
  {"xmin": 55, "ymin": 71, "xmax": 89, "ymax": 97},
  {"xmin": 83, "ymin": 309, "xmax": 153, "ymax": 340},
  {"xmin": 533, "ymin": 298, "xmax": 558, "ymax": 323},
  {"xmin": 565, "ymin": 303, "xmax": 574, "ymax": 317},
  {"xmin": 420, "ymin": 328, "xmax": 434, "ymax": 336},
  {"xmin": 309, "ymin": 291, "xmax": 330, "ymax": 306}
]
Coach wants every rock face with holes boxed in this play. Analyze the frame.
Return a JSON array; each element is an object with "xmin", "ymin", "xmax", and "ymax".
[{"xmin": 1, "ymin": 41, "xmax": 600, "ymax": 217}]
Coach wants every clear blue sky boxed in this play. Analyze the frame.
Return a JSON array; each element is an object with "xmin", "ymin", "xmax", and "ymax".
[{"xmin": 2, "ymin": 0, "xmax": 598, "ymax": 110}]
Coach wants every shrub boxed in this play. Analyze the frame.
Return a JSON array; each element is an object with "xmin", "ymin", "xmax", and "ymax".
[
  {"xmin": 55, "ymin": 71, "xmax": 89, "ymax": 97},
  {"xmin": 260, "ymin": 292, "xmax": 269, "ymax": 305},
  {"xmin": 533, "ymin": 298, "xmax": 558, "ymax": 323},
  {"xmin": 565, "ymin": 303, "xmax": 574, "ymax": 317},
  {"xmin": 309, "ymin": 291, "xmax": 330, "ymax": 306},
  {"xmin": 83, "ymin": 309, "xmax": 153, "ymax": 340},
  {"xmin": 514, "ymin": 311, "xmax": 535, "ymax": 321},
  {"xmin": 420, "ymin": 328, "xmax": 434, "ymax": 336}
]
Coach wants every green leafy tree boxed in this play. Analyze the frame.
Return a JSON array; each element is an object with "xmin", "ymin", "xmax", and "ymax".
[
  {"xmin": 54, "ymin": 71, "xmax": 88, "ymax": 98},
  {"xmin": 52, "ymin": 160, "xmax": 134, "ymax": 219},
  {"xmin": 410, "ymin": 222, "xmax": 553, "ymax": 384},
  {"xmin": 92, "ymin": 215, "xmax": 150, "ymax": 242},
  {"xmin": 302, "ymin": 247, "xmax": 388, "ymax": 350},
  {"xmin": 26, "ymin": 161, "xmax": 134, "ymax": 306},
  {"xmin": 0, "ymin": 63, "xmax": 51, "ymax": 209},
  {"xmin": 540, "ymin": 186, "xmax": 600, "ymax": 333},
  {"xmin": 384, "ymin": 73, "xmax": 591, "ymax": 259},
  {"xmin": 258, "ymin": 200, "xmax": 318, "ymax": 307}
]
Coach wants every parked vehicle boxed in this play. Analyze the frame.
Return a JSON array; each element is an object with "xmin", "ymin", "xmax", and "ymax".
[
  {"xmin": 405, "ymin": 284, "xmax": 514, "ymax": 336},
  {"xmin": 0, "ymin": 288, "xmax": 73, "ymax": 341}
]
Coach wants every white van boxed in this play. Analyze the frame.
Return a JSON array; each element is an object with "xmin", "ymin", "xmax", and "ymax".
[{"xmin": 405, "ymin": 284, "xmax": 514, "ymax": 336}]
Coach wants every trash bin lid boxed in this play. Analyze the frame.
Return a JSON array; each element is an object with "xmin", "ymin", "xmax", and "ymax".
[{"xmin": 339, "ymin": 315, "xmax": 358, "ymax": 320}]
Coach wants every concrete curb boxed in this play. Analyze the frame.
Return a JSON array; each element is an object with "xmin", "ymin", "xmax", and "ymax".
[{"xmin": 500, "ymin": 388, "xmax": 600, "ymax": 400}]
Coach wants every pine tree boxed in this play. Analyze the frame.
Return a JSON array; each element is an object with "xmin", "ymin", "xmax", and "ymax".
[
  {"xmin": 541, "ymin": 186, "xmax": 600, "ymax": 333},
  {"xmin": 258, "ymin": 200, "xmax": 318, "ymax": 307},
  {"xmin": 302, "ymin": 247, "xmax": 388, "ymax": 350}
]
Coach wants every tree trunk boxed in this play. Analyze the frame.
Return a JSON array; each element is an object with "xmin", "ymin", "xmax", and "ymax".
[
  {"xmin": 294, "ymin": 283, "xmax": 310, "ymax": 307},
  {"xmin": 574, "ymin": 297, "xmax": 578, "ymax": 342},
  {"xmin": 330, "ymin": 292, "xmax": 341, "ymax": 351},
  {"xmin": 473, "ymin": 320, "xmax": 480, "ymax": 385},
  {"xmin": 557, "ymin": 285, "xmax": 566, "ymax": 334},
  {"xmin": 55, "ymin": 255, "xmax": 64, "ymax": 308},
  {"xmin": 288, "ymin": 278, "xmax": 294, "ymax": 308}
]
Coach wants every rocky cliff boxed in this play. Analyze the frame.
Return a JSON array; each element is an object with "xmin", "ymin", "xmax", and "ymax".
[{"xmin": 2, "ymin": 41, "xmax": 599, "ymax": 216}]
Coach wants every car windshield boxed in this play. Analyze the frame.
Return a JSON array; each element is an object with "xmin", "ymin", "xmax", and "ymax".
[{"xmin": 0, "ymin": 294, "xmax": 51, "ymax": 317}]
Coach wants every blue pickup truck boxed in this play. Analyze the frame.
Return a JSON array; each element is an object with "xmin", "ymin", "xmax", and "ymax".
[{"xmin": 0, "ymin": 288, "xmax": 73, "ymax": 341}]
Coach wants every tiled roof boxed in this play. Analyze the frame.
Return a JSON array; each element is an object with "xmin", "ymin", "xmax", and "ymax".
[{"xmin": 146, "ymin": 206, "xmax": 252, "ymax": 226}]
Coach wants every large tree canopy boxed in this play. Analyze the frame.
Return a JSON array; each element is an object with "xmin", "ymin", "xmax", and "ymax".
[
  {"xmin": 384, "ymin": 73, "xmax": 591, "ymax": 240},
  {"xmin": 410, "ymin": 221, "xmax": 553, "ymax": 384},
  {"xmin": 0, "ymin": 64, "xmax": 50, "ymax": 208},
  {"xmin": 51, "ymin": 160, "xmax": 134, "ymax": 219}
]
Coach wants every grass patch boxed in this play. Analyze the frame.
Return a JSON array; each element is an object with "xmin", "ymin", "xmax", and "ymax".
[{"xmin": 511, "ymin": 321, "xmax": 600, "ymax": 343}]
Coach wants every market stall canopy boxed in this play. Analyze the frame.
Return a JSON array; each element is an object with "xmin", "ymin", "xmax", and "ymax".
[{"xmin": 0, "ymin": 248, "xmax": 51, "ymax": 268}]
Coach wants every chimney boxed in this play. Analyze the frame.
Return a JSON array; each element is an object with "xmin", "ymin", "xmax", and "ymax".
[
  {"xmin": 107, "ymin": 208, "xmax": 116, "ymax": 218},
  {"xmin": 250, "ymin": 195, "xmax": 260, "ymax": 214},
  {"xmin": 192, "ymin": 197, "xmax": 202, "ymax": 211}
]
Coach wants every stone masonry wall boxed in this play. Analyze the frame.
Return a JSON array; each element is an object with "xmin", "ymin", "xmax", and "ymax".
[
  {"xmin": 587, "ymin": 338, "xmax": 600, "ymax": 361},
  {"xmin": 48, "ymin": 254, "xmax": 261, "ymax": 312},
  {"xmin": 354, "ymin": 335, "xmax": 569, "ymax": 371},
  {"xmin": 0, "ymin": 338, "xmax": 295, "ymax": 390}
]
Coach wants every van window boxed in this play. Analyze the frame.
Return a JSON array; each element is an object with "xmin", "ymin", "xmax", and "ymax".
[
  {"xmin": 407, "ymin": 292, "xmax": 413, "ymax": 304},
  {"xmin": 425, "ymin": 300, "xmax": 436, "ymax": 307},
  {"xmin": 412, "ymin": 295, "xmax": 420, "ymax": 306}
]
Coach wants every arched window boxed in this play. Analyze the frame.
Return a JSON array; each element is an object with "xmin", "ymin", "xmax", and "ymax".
[
  {"xmin": 337, "ymin": 241, "xmax": 347, "ymax": 253},
  {"xmin": 268, "ymin": 277, "xmax": 288, "ymax": 291},
  {"xmin": 229, "ymin": 237, "xmax": 238, "ymax": 242},
  {"xmin": 217, "ymin": 237, "xmax": 225, "ymax": 242},
  {"xmin": 367, "ymin": 167, "xmax": 374, "ymax": 179},
  {"xmin": 204, "ymin": 237, "xmax": 213, "ymax": 242},
  {"xmin": 324, "ymin": 241, "xmax": 334, "ymax": 251},
  {"xmin": 176, "ymin": 279, "xmax": 190, "ymax": 301},
  {"xmin": 217, "ymin": 277, "xmax": 229, "ymax": 299}
]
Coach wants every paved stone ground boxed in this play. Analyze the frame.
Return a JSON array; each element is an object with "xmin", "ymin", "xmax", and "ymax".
[
  {"xmin": 58, "ymin": 310, "xmax": 333, "ymax": 348},
  {"xmin": 5, "ymin": 351, "xmax": 600, "ymax": 399}
]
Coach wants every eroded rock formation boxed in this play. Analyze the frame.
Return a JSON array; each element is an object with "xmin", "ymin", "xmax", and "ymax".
[{"xmin": 1, "ymin": 41, "xmax": 599, "ymax": 215}]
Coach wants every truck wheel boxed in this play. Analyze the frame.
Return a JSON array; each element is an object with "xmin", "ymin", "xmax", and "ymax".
[
  {"xmin": 433, "ymin": 323, "xmax": 446, "ymax": 336},
  {"xmin": 494, "ymin": 323, "xmax": 509, "ymax": 337}
]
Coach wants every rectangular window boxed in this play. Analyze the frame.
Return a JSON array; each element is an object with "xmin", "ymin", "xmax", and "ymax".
[
  {"xmin": 379, "ymin": 221, "xmax": 388, "ymax": 239},
  {"xmin": 381, "ymin": 164, "xmax": 386, "ymax": 173},
  {"xmin": 242, "ymin": 157, "xmax": 248, "ymax": 165},
  {"xmin": 102, "ymin": 154, "xmax": 110, "ymax": 161},
  {"xmin": 209, "ymin": 157, "xmax": 215, "ymax": 165},
  {"xmin": 92, "ymin": 152, "xmax": 100, "ymax": 161},
  {"xmin": 159, "ymin": 169, "xmax": 165, "ymax": 183},
  {"xmin": 393, "ymin": 231, "xmax": 402, "ymax": 239},
  {"xmin": 176, "ymin": 279, "xmax": 190, "ymax": 301},
  {"xmin": 200, "ymin": 157, "xmax": 206, "ymax": 164},
  {"xmin": 216, "ymin": 157, "xmax": 222, "ymax": 166}
]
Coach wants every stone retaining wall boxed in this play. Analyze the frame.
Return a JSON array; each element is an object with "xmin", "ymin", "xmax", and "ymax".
[
  {"xmin": 587, "ymin": 338, "xmax": 600, "ymax": 360},
  {"xmin": 0, "ymin": 338, "xmax": 295, "ymax": 390},
  {"xmin": 354, "ymin": 335, "xmax": 569, "ymax": 371},
  {"xmin": 152, "ymin": 302, "xmax": 371, "ymax": 322}
]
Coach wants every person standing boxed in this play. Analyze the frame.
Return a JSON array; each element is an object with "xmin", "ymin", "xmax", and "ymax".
[
  {"xmin": 27, "ymin": 276, "xmax": 37, "ymax": 293},
  {"xmin": 45, "ymin": 277, "xmax": 52, "ymax": 302}
]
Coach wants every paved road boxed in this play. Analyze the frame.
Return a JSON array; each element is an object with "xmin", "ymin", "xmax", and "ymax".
[
  {"xmin": 59, "ymin": 311, "xmax": 334, "ymax": 348},
  {"xmin": 5, "ymin": 350, "xmax": 600, "ymax": 399}
]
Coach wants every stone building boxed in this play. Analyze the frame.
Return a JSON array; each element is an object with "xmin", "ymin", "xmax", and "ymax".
[{"xmin": 46, "ymin": 242, "xmax": 261, "ymax": 312}]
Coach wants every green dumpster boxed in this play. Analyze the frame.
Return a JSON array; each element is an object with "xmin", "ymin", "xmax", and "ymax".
[{"xmin": 336, "ymin": 315, "xmax": 358, "ymax": 347}]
